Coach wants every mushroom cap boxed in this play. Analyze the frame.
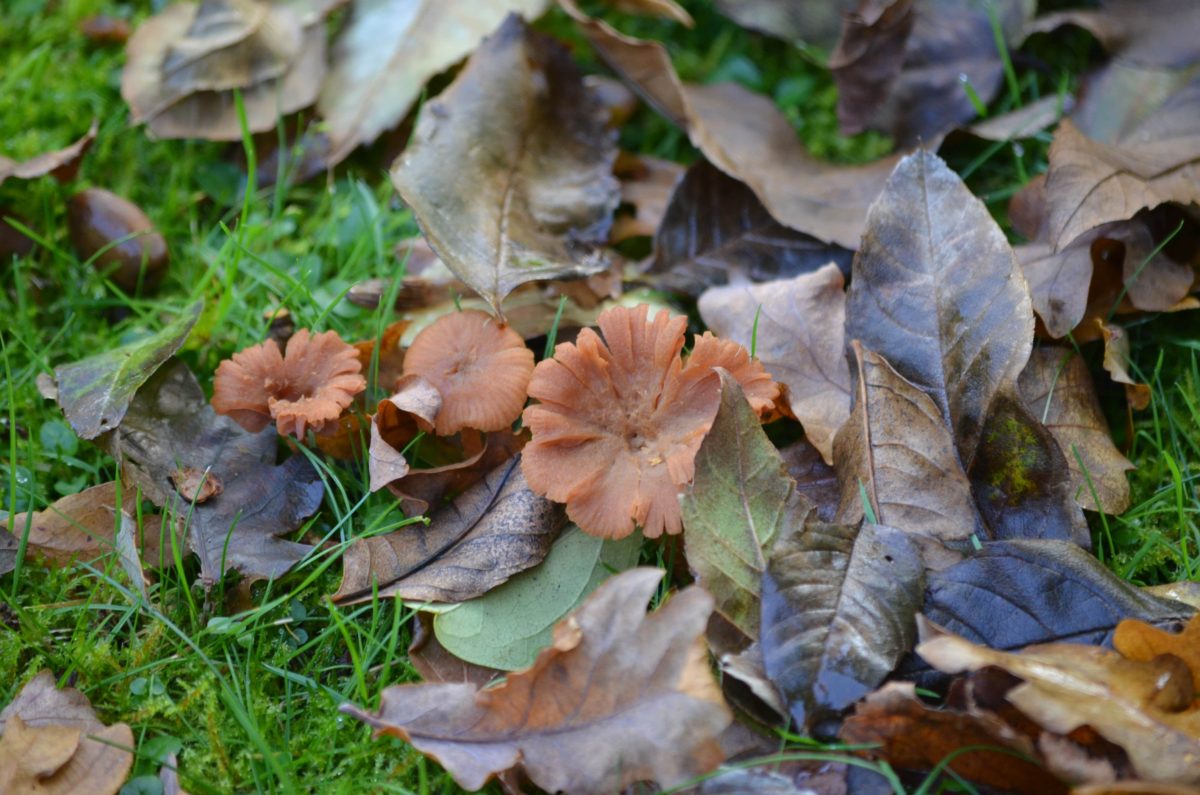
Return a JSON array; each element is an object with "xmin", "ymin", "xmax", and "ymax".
[
  {"xmin": 684, "ymin": 332, "xmax": 780, "ymax": 416},
  {"xmin": 401, "ymin": 309, "xmax": 534, "ymax": 436},
  {"xmin": 522, "ymin": 304, "xmax": 720, "ymax": 540},
  {"xmin": 212, "ymin": 328, "xmax": 365, "ymax": 438}
]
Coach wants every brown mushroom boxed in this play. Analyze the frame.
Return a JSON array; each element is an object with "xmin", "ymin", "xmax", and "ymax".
[{"xmin": 67, "ymin": 188, "xmax": 169, "ymax": 292}]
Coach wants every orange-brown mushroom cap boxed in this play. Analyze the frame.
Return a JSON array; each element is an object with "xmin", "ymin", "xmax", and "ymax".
[
  {"xmin": 684, "ymin": 332, "xmax": 780, "ymax": 417},
  {"xmin": 521, "ymin": 304, "xmax": 721, "ymax": 540},
  {"xmin": 212, "ymin": 329, "xmax": 365, "ymax": 438},
  {"xmin": 401, "ymin": 309, "xmax": 534, "ymax": 436}
]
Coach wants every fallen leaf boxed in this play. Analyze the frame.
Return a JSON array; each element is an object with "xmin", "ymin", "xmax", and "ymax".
[
  {"xmin": 170, "ymin": 467, "xmax": 222, "ymax": 503},
  {"xmin": 159, "ymin": 752, "xmax": 190, "ymax": 795},
  {"xmin": 432, "ymin": 524, "xmax": 640, "ymax": 670},
  {"xmin": 344, "ymin": 567, "xmax": 732, "ymax": 794},
  {"xmin": 897, "ymin": 540, "xmax": 1194, "ymax": 683},
  {"xmin": 0, "ymin": 532, "xmax": 15, "ymax": 577},
  {"xmin": 1146, "ymin": 582, "xmax": 1200, "ymax": 612},
  {"xmin": 353, "ymin": 319, "xmax": 409, "ymax": 397},
  {"xmin": 688, "ymin": 760, "xmax": 852, "ymax": 794},
  {"xmin": 847, "ymin": 149, "xmax": 1032, "ymax": 460},
  {"xmin": 779, "ymin": 440, "xmax": 840, "ymax": 521},
  {"xmin": 100, "ymin": 359, "xmax": 321, "ymax": 584},
  {"xmin": 1098, "ymin": 319, "xmax": 1152, "ymax": 409},
  {"xmin": 699, "ymin": 264, "xmax": 850, "ymax": 462},
  {"xmin": 390, "ymin": 15, "xmax": 618, "ymax": 315},
  {"xmin": 318, "ymin": 0, "xmax": 550, "ymax": 164},
  {"xmin": 1073, "ymin": 784, "xmax": 1200, "ymax": 795},
  {"xmin": 917, "ymin": 619, "xmax": 1200, "ymax": 785},
  {"xmin": 611, "ymin": 152, "xmax": 684, "ymax": 243},
  {"xmin": 52, "ymin": 300, "xmax": 201, "ymax": 439},
  {"xmin": 1029, "ymin": 0, "xmax": 1200, "ymax": 70},
  {"xmin": 0, "ymin": 120, "xmax": 97, "ymax": 185},
  {"xmin": 366, "ymin": 375, "xmax": 442, "ymax": 492},
  {"xmin": 387, "ymin": 429, "xmax": 528, "ymax": 516},
  {"xmin": 1070, "ymin": 61, "xmax": 1196, "ymax": 147},
  {"xmin": 715, "ymin": 0, "xmax": 857, "ymax": 50},
  {"xmin": 966, "ymin": 93, "xmax": 1071, "ymax": 141},
  {"xmin": 650, "ymin": 159, "xmax": 851, "ymax": 296},
  {"xmin": 833, "ymin": 343, "xmax": 977, "ymax": 570},
  {"xmin": 122, "ymin": 0, "xmax": 330, "ymax": 140},
  {"xmin": 1115, "ymin": 614, "xmax": 1200, "ymax": 690},
  {"xmin": 831, "ymin": 0, "xmax": 1034, "ymax": 145},
  {"xmin": 1019, "ymin": 346, "xmax": 1134, "ymax": 513},
  {"xmin": 604, "ymin": 0, "xmax": 692, "ymax": 25},
  {"xmin": 760, "ymin": 521, "xmax": 924, "ymax": 729},
  {"xmin": 0, "ymin": 670, "xmax": 133, "ymax": 795},
  {"xmin": 682, "ymin": 371, "xmax": 814, "ymax": 644},
  {"xmin": 408, "ymin": 613, "xmax": 500, "ymax": 687},
  {"xmin": 68, "ymin": 187, "xmax": 170, "ymax": 293},
  {"xmin": 839, "ymin": 682, "xmax": 1068, "ymax": 794},
  {"xmin": 719, "ymin": 642, "xmax": 788, "ymax": 725},
  {"xmin": 335, "ymin": 458, "xmax": 563, "ymax": 603},
  {"xmin": 3, "ymin": 482, "xmax": 134, "ymax": 565}
]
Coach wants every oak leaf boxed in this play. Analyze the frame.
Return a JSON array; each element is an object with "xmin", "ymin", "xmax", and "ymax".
[{"xmin": 342, "ymin": 567, "xmax": 732, "ymax": 794}]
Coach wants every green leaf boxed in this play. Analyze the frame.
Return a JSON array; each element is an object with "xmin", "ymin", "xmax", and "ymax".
[
  {"xmin": 433, "ymin": 525, "xmax": 641, "ymax": 670},
  {"xmin": 681, "ymin": 370, "xmax": 813, "ymax": 645},
  {"xmin": 52, "ymin": 301, "xmax": 202, "ymax": 439}
]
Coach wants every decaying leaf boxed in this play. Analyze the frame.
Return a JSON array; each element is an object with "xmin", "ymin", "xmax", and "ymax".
[
  {"xmin": 779, "ymin": 439, "xmax": 840, "ymax": 521},
  {"xmin": 391, "ymin": 15, "xmax": 618, "ymax": 315},
  {"xmin": 433, "ymin": 524, "xmax": 641, "ymax": 671},
  {"xmin": 3, "ymin": 482, "xmax": 133, "ymax": 565},
  {"xmin": 335, "ymin": 458, "xmax": 563, "ymax": 603},
  {"xmin": 0, "ymin": 119, "xmax": 97, "ymax": 185},
  {"xmin": 833, "ymin": 343, "xmax": 977, "ymax": 570},
  {"xmin": 966, "ymin": 92, "xmax": 1071, "ymax": 142},
  {"xmin": 318, "ymin": 0, "xmax": 550, "ymax": 163},
  {"xmin": 386, "ymin": 428, "xmax": 528, "ymax": 516},
  {"xmin": 1019, "ymin": 347, "xmax": 1133, "ymax": 513},
  {"xmin": 903, "ymin": 540, "xmax": 1193, "ymax": 674},
  {"xmin": 52, "ymin": 300, "xmax": 201, "ymax": 439},
  {"xmin": 611, "ymin": 152, "xmax": 684, "ymax": 243},
  {"xmin": 365, "ymin": 375, "xmax": 441, "ymax": 492},
  {"xmin": 1115, "ymin": 614, "xmax": 1200, "ymax": 690},
  {"xmin": 1098, "ymin": 319, "xmax": 1153, "ymax": 410},
  {"xmin": 917, "ymin": 619, "xmax": 1200, "ymax": 785},
  {"xmin": 650, "ymin": 159, "xmax": 850, "ymax": 296},
  {"xmin": 839, "ymin": 682, "xmax": 1068, "ymax": 794},
  {"xmin": 699, "ymin": 264, "xmax": 850, "ymax": 462},
  {"xmin": 122, "ymin": 0, "xmax": 331, "ymax": 140},
  {"xmin": 760, "ymin": 521, "xmax": 924, "ymax": 729},
  {"xmin": 344, "ymin": 568, "xmax": 732, "ymax": 794},
  {"xmin": 682, "ymin": 371, "xmax": 814, "ymax": 644},
  {"xmin": 1029, "ymin": 0, "xmax": 1200, "ymax": 70},
  {"xmin": 408, "ymin": 613, "xmax": 500, "ymax": 687},
  {"xmin": 101, "ymin": 359, "xmax": 321, "ymax": 584},
  {"xmin": 715, "ymin": 0, "xmax": 857, "ymax": 50},
  {"xmin": 0, "ymin": 671, "xmax": 133, "ymax": 795},
  {"xmin": 831, "ymin": 0, "xmax": 1034, "ymax": 145}
]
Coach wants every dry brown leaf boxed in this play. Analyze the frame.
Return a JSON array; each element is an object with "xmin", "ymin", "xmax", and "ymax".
[
  {"xmin": 366, "ymin": 375, "xmax": 442, "ymax": 493},
  {"xmin": 779, "ymin": 439, "xmax": 840, "ymax": 521},
  {"xmin": 715, "ymin": 0, "xmax": 857, "ymax": 50},
  {"xmin": 1115, "ymin": 614, "xmax": 1200, "ymax": 690},
  {"xmin": 122, "ymin": 0, "xmax": 330, "ymax": 140},
  {"xmin": 1098, "ymin": 319, "xmax": 1152, "ymax": 410},
  {"xmin": 833, "ymin": 343, "xmax": 976, "ymax": 570},
  {"xmin": 967, "ymin": 93, "xmax": 1071, "ymax": 141},
  {"xmin": 390, "ymin": 15, "xmax": 618, "ymax": 315},
  {"xmin": 1029, "ymin": 0, "xmax": 1200, "ymax": 70},
  {"xmin": 603, "ymin": 0, "xmax": 692, "ymax": 25},
  {"xmin": 387, "ymin": 429, "xmax": 528, "ymax": 516},
  {"xmin": 698, "ymin": 264, "xmax": 850, "ymax": 463},
  {"xmin": 611, "ymin": 152, "xmax": 684, "ymax": 243},
  {"xmin": 0, "ymin": 671, "xmax": 133, "ymax": 795},
  {"xmin": 409, "ymin": 613, "xmax": 500, "ymax": 687},
  {"xmin": 342, "ymin": 567, "xmax": 731, "ymax": 794},
  {"xmin": 0, "ymin": 120, "xmax": 97, "ymax": 186},
  {"xmin": 1019, "ymin": 347, "xmax": 1133, "ymax": 513},
  {"xmin": 917, "ymin": 619, "xmax": 1200, "ymax": 785},
  {"xmin": 3, "ymin": 482, "xmax": 133, "ymax": 565},
  {"xmin": 353, "ymin": 320, "xmax": 409, "ymax": 397}
]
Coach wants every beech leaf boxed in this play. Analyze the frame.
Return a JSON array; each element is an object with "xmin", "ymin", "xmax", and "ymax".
[
  {"xmin": 833, "ymin": 343, "xmax": 977, "ymax": 570},
  {"xmin": 699, "ymin": 264, "xmax": 850, "ymax": 462},
  {"xmin": 432, "ymin": 524, "xmax": 641, "ymax": 670},
  {"xmin": 390, "ymin": 15, "xmax": 618, "ymax": 315},
  {"xmin": 649, "ymin": 159, "xmax": 850, "ymax": 296},
  {"xmin": 681, "ymin": 370, "xmax": 815, "ymax": 644},
  {"xmin": 344, "ymin": 567, "xmax": 732, "ymax": 794},
  {"xmin": 52, "ymin": 300, "xmax": 201, "ymax": 439},
  {"xmin": 760, "ymin": 521, "xmax": 924, "ymax": 729},
  {"xmin": 334, "ymin": 458, "xmax": 564, "ymax": 604},
  {"xmin": 318, "ymin": 0, "xmax": 550, "ymax": 163}
]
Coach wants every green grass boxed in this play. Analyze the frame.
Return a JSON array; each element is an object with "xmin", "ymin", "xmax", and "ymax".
[{"xmin": 2, "ymin": 1, "xmax": 1198, "ymax": 794}]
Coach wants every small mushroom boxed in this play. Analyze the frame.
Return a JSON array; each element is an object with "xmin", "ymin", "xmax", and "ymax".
[
  {"xmin": 400, "ymin": 310, "xmax": 535, "ymax": 436},
  {"xmin": 683, "ymin": 332, "xmax": 779, "ymax": 417},
  {"xmin": 67, "ymin": 188, "xmax": 169, "ymax": 292},
  {"xmin": 212, "ymin": 328, "xmax": 366, "ymax": 438}
]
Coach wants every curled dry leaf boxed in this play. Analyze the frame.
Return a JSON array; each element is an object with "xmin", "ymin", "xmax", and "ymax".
[
  {"xmin": 715, "ymin": 0, "xmax": 857, "ymax": 50},
  {"xmin": 1098, "ymin": 319, "xmax": 1152, "ymax": 410},
  {"xmin": 611, "ymin": 152, "xmax": 684, "ymax": 243},
  {"xmin": 400, "ymin": 309, "xmax": 534, "ymax": 435},
  {"xmin": 1028, "ymin": 0, "xmax": 1200, "ymax": 71},
  {"xmin": 212, "ymin": 328, "xmax": 366, "ymax": 438},
  {"xmin": 699, "ymin": 264, "xmax": 850, "ymax": 463},
  {"xmin": 335, "ymin": 458, "xmax": 563, "ymax": 604},
  {"xmin": 649, "ymin": 158, "xmax": 851, "ymax": 296},
  {"xmin": 833, "ymin": 343, "xmax": 977, "ymax": 570},
  {"xmin": 122, "ymin": 0, "xmax": 330, "ymax": 140},
  {"xmin": 0, "ymin": 119, "xmax": 96, "ymax": 185},
  {"xmin": 52, "ymin": 300, "xmax": 201, "ymax": 440},
  {"xmin": 917, "ymin": 619, "xmax": 1200, "ymax": 785},
  {"xmin": 318, "ymin": 0, "xmax": 550, "ymax": 164},
  {"xmin": 681, "ymin": 371, "xmax": 814, "ymax": 645},
  {"xmin": 0, "ymin": 671, "xmax": 133, "ymax": 795},
  {"xmin": 102, "ymin": 359, "xmax": 321, "ymax": 584},
  {"xmin": 760, "ymin": 521, "xmax": 924, "ymax": 730},
  {"xmin": 1115, "ymin": 614, "xmax": 1200, "ymax": 690},
  {"xmin": 343, "ymin": 568, "xmax": 732, "ymax": 795},
  {"xmin": 366, "ymin": 374, "xmax": 441, "ymax": 493},
  {"xmin": 1019, "ymin": 346, "xmax": 1133, "ymax": 513},
  {"xmin": 391, "ymin": 15, "xmax": 618, "ymax": 315},
  {"xmin": 524, "ymin": 304, "xmax": 766, "ymax": 539},
  {"xmin": 387, "ymin": 429, "xmax": 528, "ymax": 517},
  {"xmin": 352, "ymin": 319, "xmax": 409, "ymax": 397}
]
